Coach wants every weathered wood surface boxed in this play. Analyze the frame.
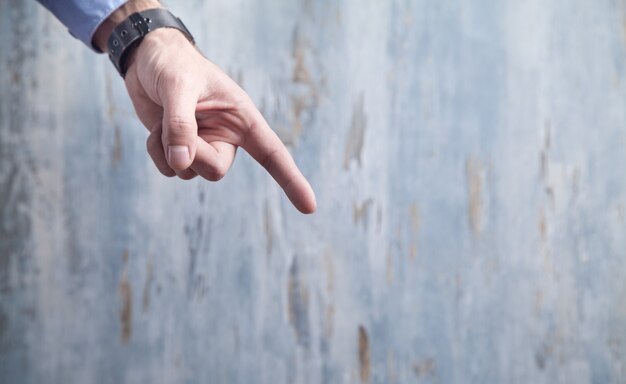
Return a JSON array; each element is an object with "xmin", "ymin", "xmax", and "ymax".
[{"xmin": 1, "ymin": 1, "xmax": 626, "ymax": 383}]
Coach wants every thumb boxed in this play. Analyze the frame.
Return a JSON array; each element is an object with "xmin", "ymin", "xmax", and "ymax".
[{"xmin": 161, "ymin": 87, "xmax": 199, "ymax": 171}]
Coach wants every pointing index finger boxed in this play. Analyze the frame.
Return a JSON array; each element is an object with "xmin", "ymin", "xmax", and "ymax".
[{"xmin": 241, "ymin": 107, "xmax": 317, "ymax": 214}]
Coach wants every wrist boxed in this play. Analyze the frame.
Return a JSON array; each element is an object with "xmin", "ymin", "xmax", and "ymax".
[
  {"xmin": 125, "ymin": 28, "xmax": 192, "ymax": 74},
  {"xmin": 93, "ymin": 0, "xmax": 161, "ymax": 52}
]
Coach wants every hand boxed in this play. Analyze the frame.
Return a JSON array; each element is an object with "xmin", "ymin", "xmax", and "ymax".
[{"xmin": 94, "ymin": 3, "xmax": 316, "ymax": 214}]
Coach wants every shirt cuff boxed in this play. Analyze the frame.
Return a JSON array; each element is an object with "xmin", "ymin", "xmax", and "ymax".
[{"xmin": 38, "ymin": 0, "xmax": 129, "ymax": 52}]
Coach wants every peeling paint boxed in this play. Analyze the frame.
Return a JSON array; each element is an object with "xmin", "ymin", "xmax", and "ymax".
[
  {"xmin": 111, "ymin": 125, "xmax": 123, "ymax": 167},
  {"xmin": 538, "ymin": 208, "xmax": 547, "ymax": 244},
  {"xmin": 190, "ymin": 274, "xmax": 209, "ymax": 300},
  {"xmin": 291, "ymin": 95, "xmax": 308, "ymax": 144},
  {"xmin": 292, "ymin": 33, "xmax": 311, "ymax": 84},
  {"xmin": 119, "ymin": 251, "xmax": 132, "ymax": 344},
  {"xmin": 534, "ymin": 342, "xmax": 554, "ymax": 371},
  {"xmin": 344, "ymin": 94, "xmax": 367, "ymax": 169},
  {"xmin": 323, "ymin": 303, "xmax": 335, "ymax": 340},
  {"xmin": 322, "ymin": 251, "xmax": 335, "ymax": 338},
  {"xmin": 466, "ymin": 157, "xmax": 485, "ymax": 234},
  {"xmin": 540, "ymin": 122, "xmax": 551, "ymax": 181},
  {"xmin": 358, "ymin": 325, "xmax": 371, "ymax": 383},
  {"xmin": 284, "ymin": 27, "xmax": 321, "ymax": 147},
  {"xmin": 538, "ymin": 208, "xmax": 555, "ymax": 275},
  {"xmin": 412, "ymin": 357, "xmax": 435, "ymax": 378},
  {"xmin": 323, "ymin": 251, "xmax": 335, "ymax": 295},
  {"xmin": 186, "ymin": 215, "xmax": 206, "ymax": 299},
  {"xmin": 353, "ymin": 199, "xmax": 373, "ymax": 228},
  {"xmin": 142, "ymin": 258, "xmax": 153, "ymax": 313},
  {"xmin": 455, "ymin": 274, "xmax": 464, "ymax": 302},
  {"xmin": 287, "ymin": 256, "xmax": 310, "ymax": 347}
]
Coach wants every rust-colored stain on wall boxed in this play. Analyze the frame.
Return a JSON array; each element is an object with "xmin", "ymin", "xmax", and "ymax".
[
  {"xmin": 412, "ymin": 357, "xmax": 435, "ymax": 378},
  {"xmin": 287, "ymin": 256, "xmax": 310, "ymax": 347},
  {"xmin": 322, "ymin": 251, "xmax": 335, "ymax": 339},
  {"xmin": 344, "ymin": 94, "xmax": 367, "ymax": 169},
  {"xmin": 142, "ymin": 258, "xmax": 153, "ymax": 313},
  {"xmin": 119, "ymin": 251, "xmax": 132, "ymax": 344},
  {"xmin": 353, "ymin": 198, "xmax": 373, "ymax": 228},
  {"xmin": 466, "ymin": 157, "xmax": 485, "ymax": 234},
  {"xmin": 284, "ymin": 27, "xmax": 320, "ymax": 147},
  {"xmin": 358, "ymin": 325, "xmax": 371, "ymax": 383},
  {"xmin": 111, "ymin": 125, "xmax": 123, "ymax": 167}
]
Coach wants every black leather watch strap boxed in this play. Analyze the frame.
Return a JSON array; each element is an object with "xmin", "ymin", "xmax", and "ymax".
[{"xmin": 107, "ymin": 8, "xmax": 195, "ymax": 77}]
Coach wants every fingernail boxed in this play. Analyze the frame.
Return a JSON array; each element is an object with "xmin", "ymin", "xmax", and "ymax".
[{"xmin": 168, "ymin": 145, "xmax": 190, "ymax": 166}]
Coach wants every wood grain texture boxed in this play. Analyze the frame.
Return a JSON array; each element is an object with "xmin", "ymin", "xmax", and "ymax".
[{"xmin": 1, "ymin": 0, "xmax": 626, "ymax": 383}]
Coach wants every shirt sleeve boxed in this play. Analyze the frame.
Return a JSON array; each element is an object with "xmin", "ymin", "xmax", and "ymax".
[{"xmin": 37, "ymin": 0, "xmax": 128, "ymax": 52}]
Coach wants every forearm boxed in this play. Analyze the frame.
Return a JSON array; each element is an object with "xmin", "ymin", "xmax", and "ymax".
[{"xmin": 93, "ymin": 0, "xmax": 162, "ymax": 52}]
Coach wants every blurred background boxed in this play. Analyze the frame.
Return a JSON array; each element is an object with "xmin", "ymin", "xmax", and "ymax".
[{"xmin": 2, "ymin": 0, "xmax": 626, "ymax": 383}]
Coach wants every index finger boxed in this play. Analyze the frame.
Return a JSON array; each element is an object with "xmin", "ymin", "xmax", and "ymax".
[{"xmin": 241, "ymin": 106, "xmax": 317, "ymax": 214}]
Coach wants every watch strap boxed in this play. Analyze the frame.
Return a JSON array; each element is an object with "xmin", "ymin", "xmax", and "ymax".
[{"xmin": 107, "ymin": 8, "xmax": 195, "ymax": 77}]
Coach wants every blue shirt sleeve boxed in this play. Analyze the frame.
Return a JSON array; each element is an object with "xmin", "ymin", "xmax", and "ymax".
[{"xmin": 37, "ymin": 0, "xmax": 128, "ymax": 52}]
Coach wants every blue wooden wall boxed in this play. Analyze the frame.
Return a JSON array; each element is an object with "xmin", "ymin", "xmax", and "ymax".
[{"xmin": 1, "ymin": 0, "xmax": 626, "ymax": 383}]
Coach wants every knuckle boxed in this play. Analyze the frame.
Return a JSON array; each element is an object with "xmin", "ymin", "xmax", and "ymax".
[
  {"xmin": 159, "ymin": 168, "xmax": 176, "ymax": 178},
  {"xmin": 155, "ymin": 67, "xmax": 184, "ymax": 92},
  {"xmin": 177, "ymin": 171, "xmax": 197, "ymax": 181},
  {"xmin": 163, "ymin": 116, "xmax": 197, "ymax": 145},
  {"xmin": 146, "ymin": 135, "xmax": 160, "ymax": 154},
  {"xmin": 159, "ymin": 69, "xmax": 190, "ymax": 88},
  {"xmin": 230, "ymin": 93, "xmax": 253, "ymax": 109},
  {"xmin": 207, "ymin": 168, "xmax": 226, "ymax": 182},
  {"xmin": 164, "ymin": 116, "xmax": 196, "ymax": 141},
  {"xmin": 156, "ymin": 68, "xmax": 198, "ymax": 101},
  {"xmin": 201, "ymin": 160, "xmax": 228, "ymax": 182}
]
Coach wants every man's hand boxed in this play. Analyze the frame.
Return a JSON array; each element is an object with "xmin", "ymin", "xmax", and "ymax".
[{"xmin": 94, "ymin": 1, "xmax": 316, "ymax": 214}]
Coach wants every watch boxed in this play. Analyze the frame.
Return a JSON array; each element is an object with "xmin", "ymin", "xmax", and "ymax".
[{"xmin": 107, "ymin": 8, "xmax": 195, "ymax": 77}]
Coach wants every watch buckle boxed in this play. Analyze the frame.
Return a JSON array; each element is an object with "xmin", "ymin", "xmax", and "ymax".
[{"xmin": 129, "ymin": 13, "xmax": 151, "ymax": 36}]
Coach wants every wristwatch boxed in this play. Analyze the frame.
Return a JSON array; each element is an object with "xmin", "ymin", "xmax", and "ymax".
[{"xmin": 107, "ymin": 8, "xmax": 195, "ymax": 77}]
